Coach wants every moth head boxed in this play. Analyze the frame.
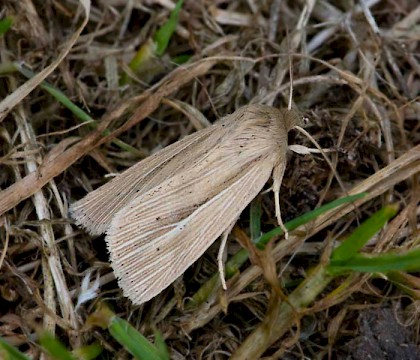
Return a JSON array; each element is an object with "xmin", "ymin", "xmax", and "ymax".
[{"xmin": 281, "ymin": 108, "xmax": 308, "ymax": 131}]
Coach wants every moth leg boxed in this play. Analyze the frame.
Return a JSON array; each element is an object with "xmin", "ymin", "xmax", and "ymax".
[
  {"xmin": 217, "ymin": 221, "xmax": 236, "ymax": 290},
  {"xmin": 289, "ymin": 144, "xmax": 333, "ymax": 155},
  {"xmin": 272, "ymin": 162, "xmax": 289, "ymax": 239}
]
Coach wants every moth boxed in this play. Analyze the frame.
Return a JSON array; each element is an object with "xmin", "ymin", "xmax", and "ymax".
[{"xmin": 70, "ymin": 104, "xmax": 305, "ymax": 305}]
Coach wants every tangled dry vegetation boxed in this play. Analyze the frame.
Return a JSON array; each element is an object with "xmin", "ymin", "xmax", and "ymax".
[{"xmin": 0, "ymin": 0, "xmax": 419, "ymax": 359}]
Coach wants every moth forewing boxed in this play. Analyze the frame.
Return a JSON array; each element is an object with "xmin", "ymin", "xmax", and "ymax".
[
  {"xmin": 70, "ymin": 122, "xmax": 228, "ymax": 235},
  {"xmin": 71, "ymin": 104, "xmax": 305, "ymax": 305}
]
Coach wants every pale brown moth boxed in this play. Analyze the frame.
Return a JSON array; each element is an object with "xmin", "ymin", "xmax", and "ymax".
[{"xmin": 70, "ymin": 104, "xmax": 305, "ymax": 304}]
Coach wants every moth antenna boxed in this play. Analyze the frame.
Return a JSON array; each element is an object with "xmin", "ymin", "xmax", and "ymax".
[
  {"xmin": 294, "ymin": 126, "xmax": 347, "ymax": 195},
  {"xmin": 286, "ymin": 26, "xmax": 293, "ymax": 111}
]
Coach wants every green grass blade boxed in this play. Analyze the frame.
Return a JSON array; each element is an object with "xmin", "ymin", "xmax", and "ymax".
[
  {"xmin": 172, "ymin": 54, "xmax": 192, "ymax": 64},
  {"xmin": 0, "ymin": 337, "xmax": 31, "ymax": 360},
  {"xmin": 0, "ymin": 17, "xmax": 13, "ymax": 36},
  {"xmin": 249, "ymin": 198, "xmax": 262, "ymax": 241},
  {"xmin": 255, "ymin": 192, "xmax": 367, "ymax": 249},
  {"xmin": 127, "ymin": 38, "xmax": 157, "ymax": 76},
  {"xmin": 15, "ymin": 63, "xmax": 141, "ymax": 155},
  {"xmin": 88, "ymin": 303, "xmax": 168, "ymax": 360},
  {"xmin": 38, "ymin": 333, "xmax": 77, "ymax": 360},
  {"xmin": 108, "ymin": 316, "xmax": 168, "ymax": 360},
  {"xmin": 331, "ymin": 204, "xmax": 399, "ymax": 262},
  {"xmin": 73, "ymin": 343, "xmax": 103, "ymax": 360},
  {"xmin": 19, "ymin": 65, "xmax": 94, "ymax": 123},
  {"xmin": 328, "ymin": 247, "xmax": 420, "ymax": 274},
  {"xmin": 153, "ymin": 327, "xmax": 170, "ymax": 360},
  {"xmin": 154, "ymin": 0, "xmax": 184, "ymax": 57}
]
